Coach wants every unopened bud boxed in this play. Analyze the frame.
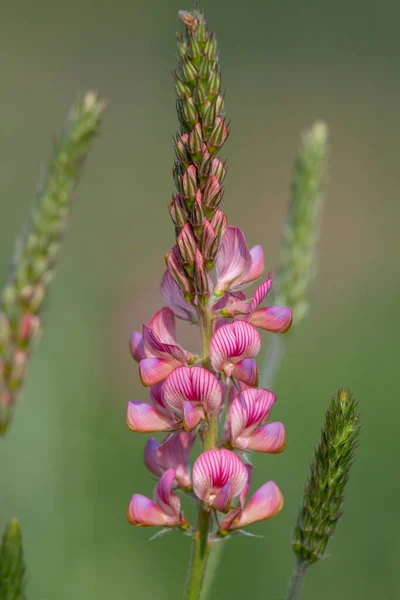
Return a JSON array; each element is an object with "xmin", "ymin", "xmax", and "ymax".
[
  {"xmin": 189, "ymin": 190, "xmax": 204, "ymax": 237},
  {"xmin": 194, "ymin": 249, "xmax": 209, "ymax": 304},
  {"xmin": 207, "ymin": 117, "xmax": 228, "ymax": 154},
  {"xmin": 182, "ymin": 61, "xmax": 198, "ymax": 83},
  {"xmin": 182, "ymin": 165, "xmax": 198, "ymax": 203},
  {"xmin": 189, "ymin": 123, "xmax": 203, "ymax": 155},
  {"xmin": 198, "ymin": 57, "xmax": 211, "ymax": 80},
  {"xmin": 202, "ymin": 99, "xmax": 217, "ymax": 131},
  {"xmin": 177, "ymin": 223, "xmax": 197, "ymax": 273},
  {"xmin": 200, "ymin": 220, "xmax": 218, "ymax": 268},
  {"xmin": 166, "ymin": 246, "xmax": 195, "ymax": 303},
  {"xmin": 169, "ymin": 194, "xmax": 189, "ymax": 230},
  {"xmin": 174, "ymin": 75, "xmax": 192, "ymax": 99},
  {"xmin": 17, "ymin": 313, "xmax": 41, "ymax": 345},
  {"xmin": 175, "ymin": 133, "xmax": 191, "ymax": 168},
  {"xmin": 207, "ymin": 69, "xmax": 221, "ymax": 97},
  {"xmin": 9, "ymin": 350, "xmax": 28, "ymax": 391},
  {"xmin": 178, "ymin": 10, "xmax": 198, "ymax": 35},
  {"xmin": 181, "ymin": 98, "xmax": 199, "ymax": 129},
  {"xmin": 209, "ymin": 209, "xmax": 227, "ymax": 241},
  {"xmin": 203, "ymin": 175, "xmax": 222, "ymax": 211},
  {"xmin": 211, "ymin": 158, "xmax": 226, "ymax": 184}
]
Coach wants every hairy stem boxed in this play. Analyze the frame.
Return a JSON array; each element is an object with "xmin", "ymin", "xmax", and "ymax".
[
  {"xmin": 184, "ymin": 302, "xmax": 216, "ymax": 599},
  {"xmin": 286, "ymin": 557, "xmax": 308, "ymax": 600}
]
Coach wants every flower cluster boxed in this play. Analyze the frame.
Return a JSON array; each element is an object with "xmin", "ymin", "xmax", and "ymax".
[{"xmin": 126, "ymin": 10, "xmax": 292, "ymax": 540}]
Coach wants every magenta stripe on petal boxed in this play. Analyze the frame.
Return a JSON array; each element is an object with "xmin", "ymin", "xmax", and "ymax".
[
  {"xmin": 164, "ymin": 366, "xmax": 222, "ymax": 415},
  {"xmin": 143, "ymin": 326, "xmax": 187, "ymax": 363},
  {"xmin": 192, "ymin": 449, "xmax": 248, "ymax": 504},
  {"xmin": 126, "ymin": 401, "xmax": 173, "ymax": 432},
  {"xmin": 210, "ymin": 321, "xmax": 261, "ymax": 373},
  {"xmin": 229, "ymin": 388, "xmax": 277, "ymax": 441},
  {"xmin": 139, "ymin": 357, "xmax": 178, "ymax": 387},
  {"xmin": 127, "ymin": 494, "xmax": 175, "ymax": 527},
  {"xmin": 148, "ymin": 307, "xmax": 177, "ymax": 346},
  {"xmin": 245, "ymin": 422, "xmax": 286, "ymax": 453},
  {"xmin": 250, "ymin": 306, "xmax": 293, "ymax": 333},
  {"xmin": 228, "ymin": 481, "xmax": 284, "ymax": 529}
]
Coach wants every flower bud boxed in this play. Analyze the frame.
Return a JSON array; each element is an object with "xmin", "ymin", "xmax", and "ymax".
[
  {"xmin": 209, "ymin": 209, "xmax": 227, "ymax": 241},
  {"xmin": 193, "ymin": 80, "xmax": 207, "ymax": 106},
  {"xmin": 17, "ymin": 313, "xmax": 41, "ymax": 345},
  {"xmin": 204, "ymin": 35, "xmax": 217, "ymax": 61},
  {"xmin": 174, "ymin": 133, "xmax": 191, "ymax": 168},
  {"xmin": 194, "ymin": 249, "xmax": 209, "ymax": 304},
  {"xmin": 177, "ymin": 223, "xmax": 197, "ymax": 273},
  {"xmin": 211, "ymin": 158, "xmax": 226, "ymax": 183},
  {"xmin": 198, "ymin": 57, "xmax": 211, "ymax": 80},
  {"xmin": 207, "ymin": 117, "xmax": 229, "ymax": 154},
  {"xmin": 182, "ymin": 61, "xmax": 198, "ymax": 83},
  {"xmin": 189, "ymin": 123, "xmax": 203, "ymax": 155},
  {"xmin": 207, "ymin": 69, "xmax": 221, "ymax": 97},
  {"xmin": 178, "ymin": 10, "xmax": 198, "ymax": 34},
  {"xmin": 202, "ymin": 98, "xmax": 217, "ymax": 131},
  {"xmin": 166, "ymin": 246, "xmax": 195, "ymax": 303},
  {"xmin": 200, "ymin": 220, "xmax": 218, "ymax": 268},
  {"xmin": 169, "ymin": 193, "xmax": 189, "ymax": 230},
  {"xmin": 189, "ymin": 39, "xmax": 202, "ymax": 59},
  {"xmin": 8, "ymin": 350, "xmax": 28, "ymax": 391},
  {"xmin": 182, "ymin": 165, "xmax": 198, "ymax": 204},
  {"xmin": 189, "ymin": 190, "xmax": 204, "ymax": 238},
  {"xmin": 174, "ymin": 75, "xmax": 191, "ymax": 99},
  {"xmin": 203, "ymin": 175, "xmax": 222, "ymax": 211},
  {"xmin": 181, "ymin": 98, "xmax": 198, "ymax": 129}
]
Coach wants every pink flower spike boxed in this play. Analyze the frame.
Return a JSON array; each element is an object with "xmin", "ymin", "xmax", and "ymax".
[
  {"xmin": 249, "ymin": 306, "xmax": 293, "ymax": 333},
  {"xmin": 220, "ymin": 481, "xmax": 283, "ymax": 530},
  {"xmin": 192, "ymin": 449, "xmax": 248, "ymax": 510},
  {"xmin": 164, "ymin": 366, "xmax": 222, "ymax": 418},
  {"xmin": 126, "ymin": 401, "xmax": 174, "ymax": 432},
  {"xmin": 161, "ymin": 270, "xmax": 197, "ymax": 323},
  {"xmin": 130, "ymin": 331, "xmax": 146, "ymax": 362},
  {"xmin": 214, "ymin": 227, "xmax": 252, "ymax": 296},
  {"xmin": 243, "ymin": 422, "xmax": 286, "ymax": 453},
  {"xmin": 210, "ymin": 321, "xmax": 261, "ymax": 382}
]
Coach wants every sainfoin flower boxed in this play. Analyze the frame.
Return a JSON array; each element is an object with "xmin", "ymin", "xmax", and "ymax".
[
  {"xmin": 225, "ymin": 387, "xmax": 286, "ymax": 453},
  {"xmin": 125, "ymin": 9, "xmax": 292, "ymax": 588},
  {"xmin": 127, "ymin": 468, "xmax": 187, "ymax": 527},
  {"xmin": 192, "ymin": 449, "xmax": 248, "ymax": 512}
]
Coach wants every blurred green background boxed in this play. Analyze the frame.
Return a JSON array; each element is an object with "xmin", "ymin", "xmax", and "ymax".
[{"xmin": 1, "ymin": 0, "xmax": 399, "ymax": 598}]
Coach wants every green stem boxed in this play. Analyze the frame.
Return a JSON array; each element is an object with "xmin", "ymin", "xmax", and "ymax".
[
  {"xmin": 286, "ymin": 557, "xmax": 308, "ymax": 600},
  {"xmin": 184, "ymin": 303, "xmax": 216, "ymax": 599}
]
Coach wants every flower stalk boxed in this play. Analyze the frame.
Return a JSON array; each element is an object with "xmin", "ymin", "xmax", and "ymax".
[{"xmin": 0, "ymin": 93, "xmax": 104, "ymax": 434}]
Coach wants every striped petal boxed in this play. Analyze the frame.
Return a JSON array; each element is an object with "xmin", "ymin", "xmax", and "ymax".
[
  {"xmin": 142, "ymin": 326, "xmax": 187, "ymax": 363},
  {"xmin": 164, "ymin": 366, "xmax": 222, "ymax": 415},
  {"xmin": 127, "ymin": 494, "xmax": 177, "ymax": 527},
  {"xmin": 192, "ymin": 449, "xmax": 248, "ymax": 508},
  {"xmin": 214, "ymin": 227, "xmax": 252, "ymax": 296},
  {"xmin": 210, "ymin": 321, "xmax": 261, "ymax": 376},
  {"xmin": 220, "ymin": 481, "xmax": 283, "ymax": 530},
  {"xmin": 241, "ymin": 422, "xmax": 286, "ymax": 453},
  {"xmin": 126, "ymin": 401, "xmax": 174, "ymax": 432},
  {"xmin": 249, "ymin": 306, "xmax": 293, "ymax": 333},
  {"xmin": 148, "ymin": 307, "xmax": 177, "ymax": 346},
  {"xmin": 139, "ymin": 357, "xmax": 179, "ymax": 387},
  {"xmin": 229, "ymin": 388, "xmax": 277, "ymax": 442},
  {"xmin": 212, "ymin": 482, "xmax": 233, "ymax": 513},
  {"xmin": 161, "ymin": 270, "xmax": 198, "ymax": 323}
]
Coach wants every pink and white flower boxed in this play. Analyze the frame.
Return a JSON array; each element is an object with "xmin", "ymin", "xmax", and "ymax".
[
  {"xmin": 225, "ymin": 387, "xmax": 286, "ymax": 453},
  {"xmin": 192, "ymin": 448, "xmax": 248, "ymax": 512},
  {"xmin": 144, "ymin": 432, "xmax": 196, "ymax": 488},
  {"xmin": 163, "ymin": 366, "xmax": 222, "ymax": 431},
  {"xmin": 214, "ymin": 226, "xmax": 264, "ymax": 296},
  {"xmin": 210, "ymin": 321, "xmax": 261, "ymax": 386},
  {"xmin": 129, "ymin": 307, "xmax": 192, "ymax": 387},
  {"xmin": 127, "ymin": 468, "xmax": 187, "ymax": 528}
]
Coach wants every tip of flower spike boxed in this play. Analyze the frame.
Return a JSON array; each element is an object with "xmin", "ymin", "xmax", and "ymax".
[{"xmin": 178, "ymin": 10, "xmax": 198, "ymax": 34}]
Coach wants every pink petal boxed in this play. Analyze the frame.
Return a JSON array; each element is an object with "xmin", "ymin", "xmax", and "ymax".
[
  {"xmin": 210, "ymin": 321, "xmax": 261, "ymax": 375},
  {"xmin": 153, "ymin": 468, "xmax": 181, "ymax": 518},
  {"xmin": 214, "ymin": 227, "xmax": 252, "ymax": 296},
  {"xmin": 238, "ymin": 465, "xmax": 252, "ymax": 509},
  {"xmin": 243, "ymin": 422, "xmax": 286, "ymax": 453},
  {"xmin": 144, "ymin": 437, "xmax": 163, "ymax": 477},
  {"xmin": 192, "ymin": 449, "xmax": 248, "ymax": 505},
  {"xmin": 129, "ymin": 331, "xmax": 146, "ymax": 362},
  {"xmin": 157, "ymin": 432, "xmax": 195, "ymax": 488},
  {"xmin": 182, "ymin": 401, "xmax": 204, "ymax": 431},
  {"xmin": 161, "ymin": 270, "xmax": 198, "ymax": 322},
  {"xmin": 229, "ymin": 388, "xmax": 277, "ymax": 441},
  {"xmin": 142, "ymin": 326, "xmax": 187, "ymax": 363},
  {"xmin": 230, "ymin": 358, "xmax": 259, "ymax": 387},
  {"xmin": 211, "ymin": 482, "xmax": 233, "ymax": 513},
  {"xmin": 139, "ymin": 357, "xmax": 179, "ymax": 387},
  {"xmin": 126, "ymin": 401, "xmax": 174, "ymax": 432},
  {"xmin": 127, "ymin": 494, "xmax": 177, "ymax": 527},
  {"xmin": 239, "ymin": 245, "xmax": 264, "ymax": 286},
  {"xmin": 148, "ymin": 307, "xmax": 177, "ymax": 346},
  {"xmin": 224, "ymin": 481, "xmax": 284, "ymax": 529},
  {"xmin": 163, "ymin": 366, "xmax": 222, "ymax": 415},
  {"xmin": 149, "ymin": 381, "xmax": 169, "ymax": 415},
  {"xmin": 247, "ymin": 276, "xmax": 273, "ymax": 313},
  {"xmin": 250, "ymin": 306, "xmax": 293, "ymax": 333}
]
